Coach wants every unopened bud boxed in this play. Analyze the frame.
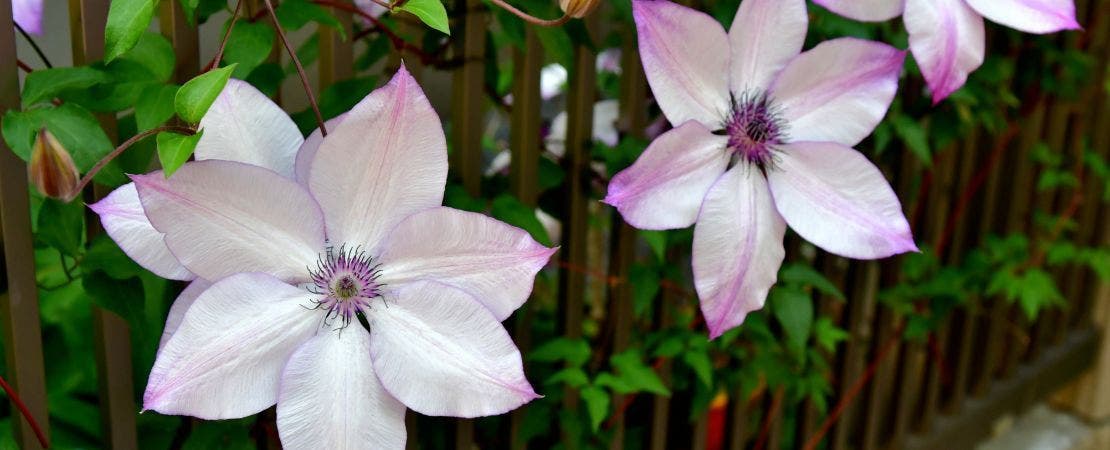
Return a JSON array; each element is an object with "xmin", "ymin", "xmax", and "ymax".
[
  {"xmin": 28, "ymin": 129, "xmax": 80, "ymax": 200},
  {"xmin": 559, "ymin": 0, "xmax": 599, "ymax": 18}
]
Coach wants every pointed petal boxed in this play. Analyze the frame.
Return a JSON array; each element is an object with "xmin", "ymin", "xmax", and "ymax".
[
  {"xmin": 368, "ymin": 281, "xmax": 538, "ymax": 417},
  {"xmin": 196, "ymin": 80, "xmax": 304, "ymax": 178},
  {"xmin": 378, "ymin": 207, "xmax": 556, "ymax": 321},
  {"xmin": 13, "ymin": 0, "xmax": 44, "ymax": 35},
  {"xmin": 158, "ymin": 279, "xmax": 213, "ymax": 350},
  {"xmin": 812, "ymin": 0, "xmax": 904, "ymax": 21},
  {"xmin": 693, "ymin": 167, "xmax": 786, "ymax": 339},
  {"xmin": 144, "ymin": 273, "xmax": 317, "ymax": 419},
  {"xmin": 904, "ymin": 0, "xmax": 986, "ymax": 104},
  {"xmin": 89, "ymin": 183, "xmax": 194, "ymax": 281},
  {"xmin": 770, "ymin": 38, "xmax": 906, "ymax": 146},
  {"xmin": 277, "ymin": 327, "xmax": 407, "ymax": 450},
  {"xmin": 295, "ymin": 114, "xmax": 348, "ymax": 185},
  {"xmin": 133, "ymin": 160, "xmax": 325, "ymax": 283},
  {"xmin": 965, "ymin": 0, "xmax": 1079, "ymax": 34},
  {"xmin": 603, "ymin": 122, "xmax": 729, "ymax": 230},
  {"xmin": 767, "ymin": 142, "xmax": 917, "ymax": 259},
  {"xmin": 309, "ymin": 66, "xmax": 448, "ymax": 249},
  {"xmin": 632, "ymin": 0, "xmax": 731, "ymax": 127},
  {"xmin": 728, "ymin": 0, "xmax": 808, "ymax": 93}
]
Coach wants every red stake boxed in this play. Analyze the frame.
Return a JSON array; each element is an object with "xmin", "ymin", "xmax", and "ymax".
[{"xmin": 0, "ymin": 373, "xmax": 49, "ymax": 448}]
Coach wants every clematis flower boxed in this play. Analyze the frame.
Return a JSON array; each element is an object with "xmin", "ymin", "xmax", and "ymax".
[
  {"xmin": 814, "ymin": 0, "xmax": 1080, "ymax": 103},
  {"xmin": 606, "ymin": 0, "xmax": 917, "ymax": 338},
  {"xmin": 92, "ymin": 67, "xmax": 554, "ymax": 449},
  {"xmin": 13, "ymin": 0, "xmax": 43, "ymax": 34}
]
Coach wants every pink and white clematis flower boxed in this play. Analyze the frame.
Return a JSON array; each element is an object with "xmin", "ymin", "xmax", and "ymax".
[
  {"xmin": 814, "ymin": 0, "xmax": 1080, "ymax": 103},
  {"xmin": 91, "ymin": 67, "xmax": 554, "ymax": 449},
  {"xmin": 13, "ymin": 0, "xmax": 43, "ymax": 34},
  {"xmin": 606, "ymin": 0, "xmax": 917, "ymax": 338}
]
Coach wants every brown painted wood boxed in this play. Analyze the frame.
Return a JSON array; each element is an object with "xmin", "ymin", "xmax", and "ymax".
[
  {"xmin": 158, "ymin": 0, "xmax": 199, "ymax": 84},
  {"xmin": 450, "ymin": 0, "xmax": 487, "ymax": 197},
  {"xmin": 318, "ymin": 6, "xmax": 353, "ymax": 90},
  {"xmin": 831, "ymin": 261, "xmax": 880, "ymax": 450},
  {"xmin": 0, "ymin": 2, "xmax": 50, "ymax": 447}
]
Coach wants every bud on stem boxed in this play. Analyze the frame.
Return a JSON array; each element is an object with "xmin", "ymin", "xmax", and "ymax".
[
  {"xmin": 28, "ymin": 128, "xmax": 80, "ymax": 201},
  {"xmin": 559, "ymin": 0, "xmax": 599, "ymax": 18}
]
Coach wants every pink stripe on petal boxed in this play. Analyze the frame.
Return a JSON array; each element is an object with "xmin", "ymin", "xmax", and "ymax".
[
  {"xmin": 767, "ymin": 142, "xmax": 917, "ymax": 259},
  {"xmin": 693, "ymin": 167, "xmax": 785, "ymax": 339},
  {"xmin": 965, "ymin": 0, "xmax": 1080, "ymax": 34},
  {"xmin": 904, "ymin": 0, "xmax": 986, "ymax": 104},
  {"xmin": 728, "ymin": 0, "xmax": 808, "ymax": 93},
  {"xmin": 294, "ymin": 114, "xmax": 347, "ymax": 185},
  {"xmin": 89, "ymin": 183, "xmax": 195, "ymax": 281},
  {"xmin": 812, "ymin": 0, "xmax": 905, "ymax": 22},
  {"xmin": 632, "ymin": 0, "xmax": 731, "ymax": 127}
]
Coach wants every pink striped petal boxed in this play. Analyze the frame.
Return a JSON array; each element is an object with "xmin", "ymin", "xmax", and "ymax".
[
  {"xmin": 144, "ymin": 273, "xmax": 317, "ymax": 419},
  {"xmin": 133, "ymin": 160, "xmax": 325, "ymax": 283},
  {"xmin": 770, "ymin": 38, "xmax": 905, "ymax": 147},
  {"xmin": 368, "ymin": 281, "xmax": 538, "ymax": 418},
  {"xmin": 693, "ymin": 167, "xmax": 786, "ymax": 339},
  {"xmin": 965, "ymin": 0, "xmax": 1080, "ymax": 34},
  {"xmin": 904, "ymin": 0, "xmax": 986, "ymax": 104},
  {"xmin": 633, "ymin": 0, "xmax": 731, "ymax": 127},
  {"xmin": 309, "ymin": 66, "xmax": 448, "ymax": 250},
  {"xmin": 277, "ymin": 327, "xmax": 407, "ymax": 450},
  {"xmin": 196, "ymin": 79, "xmax": 304, "ymax": 178},
  {"xmin": 294, "ymin": 114, "xmax": 347, "ymax": 185},
  {"xmin": 728, "ymin": 0, "xmax": 808, "ymax": 93},
  {"xmin": 13, "ymin": 0, "xmax": 43, "ymax": 35},
  {"xmin": 604, "ymin": 121, "xmax": 729, "ymax": 230},
  {"xmin": 767, "ymin": 142, "xmax": 917, "ymax": 259},
  {"xmin": 378, "ymin": 207, "xmax": 556, "ymax": 321},
  {"xmin": 89, "ymin": 183, "xmax": 194, "ymax": 281},
  {"xmin": 157, "ymin": 279, "xmax": 212, "ymax": 350},
  {"xmin": 812, "ymin": 0, "xmax": 904, "ymax": 22}
]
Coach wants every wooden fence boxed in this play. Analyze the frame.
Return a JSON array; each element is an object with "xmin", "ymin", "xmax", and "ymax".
[{"xmin": 0, "ymin": 0, "xmax": 1108, "ymax": 448}]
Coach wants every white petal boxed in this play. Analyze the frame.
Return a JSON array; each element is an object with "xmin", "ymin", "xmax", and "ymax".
[
  {"xmin": 277, "ymin": 327, "xmax": 406, "ymax": 450},
  {"xmin": 603, "ymin": 121, "xmax": 729, "ymax": 230},
  {"xmin": 368, "ymin": 281, "xmax": 538, "ymax": 417},
  {"xmin": 965, "ymin": 0, "xmax": 1079, "ymax": 34},
  {"xmin": 812, "ymin": 0, "xmax": 905, "ymax": 22},
  {"xmin": 13, "ymin": 0, "xmax": 44, "ymax": 35},
  {"xmin": 693, "ymin": 167, "xmax": 785, "ymax": 339},
  {"xmin": 904, "ymin": 0, "xmax": 986, "ymax": 103},
  {"xmin": 546, "ymin": 99, "xmax": 622, "ymax": 158},
  {"xmin": 89, "ymin": 183, "xmax": 194, "ymax": 281},
  {"xmin": 158, "ymin": 279, "xmax": 212, "ymax": 350},
  {"xmin": 133, "ymin": 160, "xmax": 325, "ymax": 282},
  {"xmin": 295, "ymin": 114, "xmax": 347, "ymax": 185},
  {"xmin": 632, "ymin": 0, "xmax": 731, "ymax": 127},
  {"xmin": 196, "ymin": 79, "xmax": 304, "ymax": 178},
  {"xmin": 728, "ymin": 0, "xmax": 808, "ymax": 93},
  {"xmin": 767, "ymin": 142, "xmax": 917, "ymax": 259},
  {"xmin": 770, "ymin": 38, "xmax": 906, "ymax": 147},
  {"xmin": 144, "ymin": 273, "xmax": 317, "ymax": 419},
  {"xmin": 309, "ymin": 66, "xmax": 448, "ymax": 250},
  {"xmin": 378, "ymin": 207, "xmax": 556, "ymax": 321}
]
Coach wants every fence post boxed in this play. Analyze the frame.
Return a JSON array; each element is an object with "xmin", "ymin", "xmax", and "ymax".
[
  {"xmin": 0, "ymin": 1, "xmax": 50, "ymax": 447},
  {"xmin": 68, "ymin": 0, "xmax": 140, "ymax": 447}
]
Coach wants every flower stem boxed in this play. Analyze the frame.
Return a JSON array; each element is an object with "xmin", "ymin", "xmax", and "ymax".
[
  {"xmin": 203, "ymin": 0, "xmax": 245, "ymax": 73},
  {"xmin": 261, "ymin": 0, "xmax": 328, "ymax": 137},
  {"xmin": 14, "ymin": 23, "xmax": 52, "ymax": 68},
  {"xmin": 67, "ymin": 125, "xmax": 196, "ymax": 202},
  {"xmin": 485, "ymin": 0, "xmax": 570, "ymax": 27},
  {"xmin": 0, "ymin": 373, "xmax": 50, "ymax": 448}
]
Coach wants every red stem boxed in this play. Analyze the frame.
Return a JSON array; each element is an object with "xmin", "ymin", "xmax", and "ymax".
[
  {"xmin": 752, "ymin": 386, "xmax": 785, "ymax": 450},
  {"xmin": 0, "ymin": 373, "xmax": 49, "ymax": 448},
  {"xmin": 202, "ymin": 0, "xmax": 245, "ymax": 73}
]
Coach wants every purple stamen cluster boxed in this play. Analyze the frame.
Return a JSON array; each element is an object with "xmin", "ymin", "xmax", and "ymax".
[
  {"xmin": 307, "ymin": 244, "xmax": 383, "ymax": 330},
  {"xmin": 723, "ymin": 92, "xmax": 787, "ymax": 166}
]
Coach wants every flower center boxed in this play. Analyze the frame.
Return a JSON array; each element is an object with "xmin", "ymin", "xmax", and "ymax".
[
  {"xmin": 723, "ymin": 92, "xmax": 787, "ymax": 166},
  {"xmin": 307, "ymin": 244, "xmax": 383, "ymax": 330}
]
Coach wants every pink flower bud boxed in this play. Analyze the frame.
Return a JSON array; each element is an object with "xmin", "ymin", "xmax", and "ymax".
[
  {"xmin": 559, "ymin": 0, "xmax": 599, "ymax": 18},
  {"xmin": 28, "ymin": 129, "xmax": 80, "ymax": 200}
]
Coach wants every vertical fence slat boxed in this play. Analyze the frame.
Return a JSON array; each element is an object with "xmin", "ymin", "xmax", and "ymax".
[
  {"xmin": 318, "ymin": 7, "xmax": 353, "ymax": 90},
  {"xmin": 0, "ymin": 1, "xmax": 50, "ymax": 446},
  {"xmin": 158, "ymin": 0, "xmax": 199, "ymax": 84},
  {"xmin": 68, "ymin": 0, "xmax": 140, "ymax": 447}
]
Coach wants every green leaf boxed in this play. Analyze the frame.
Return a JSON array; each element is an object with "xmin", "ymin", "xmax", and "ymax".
[
  {"xmin": 37, "ymin": 199, "xmax": 85, "ymax": 256},
  {"xmin": 609, "ymin": 349, "xmax": 670, "ymax": 396},
  {"xmin": 892, "ymin": 114, "xmax": 931, "ymax": 166},
  {"xmin": 82, "ymin": 235, "xmax": 144, "ymax": 280},
  {"xmin": 529, "ymin": 337, "xmax": 590, "ymax": 366},
  {"xmin": 222, "ymin": 21, "xmax": 276, "ymax": 78},
  {"xmin": 640, "ymin": 230, "xmax": 666, "ymax": 262},
  {"xmin": 174, "ymin": 65, "xmax": 236, "ymax": 124},
  {"xmin": 2, "ymin": 104, "xmax": 114, "ymax": 171},
  {"xmin": 813, "ymin": 317, "xmax": 850, "ymax": 353},
  {"xmin": 545, "ymin": 368, "xmax": 589, "ymax": 388},
  {"xmin": 398, "ymin": 0, "xmax": 450, "ymax": 35},
  {"xmin": 771, "ymin": 288, "xmax": 814, "ymax": 355},
  {"xmin": 276, "ymin": 0, "xmax": 345, "ymax": 38},
  {"xmin": 780, "ymin": 263, "xmax": 845, "ymax": 301},
  {"xmin": 580, "ymin": 385, "xmax": 610, "ymax": 431},
  {"xmin": 22, "ymin": 67, "xmax": 110, "ymax": 107},
  {"xmin": 681, "ymin": 350, "xmax": 713, "ymax": 387},
  {"xmin": 114, "ymin": 32, "xmax": 176, "ymax": 82},
  {"xmin": 490, "ymin": 194, "xmax": 552, "ymax": 246},
  {"xmin": 105, "ymin": 0, "xmax": 158, "ymax": 62},
  {"xmin": 134, "ymin": 84, "xmax": 179, "ymax": 132},
  {"xmin": 157, "ymin": 131, "xmax": 203, "ymax": 177}
]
